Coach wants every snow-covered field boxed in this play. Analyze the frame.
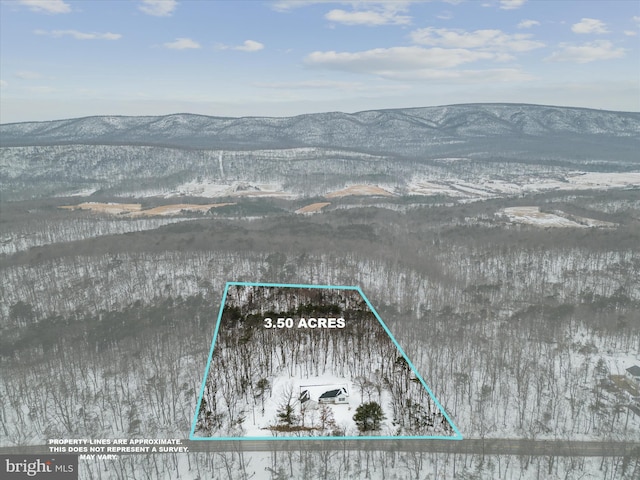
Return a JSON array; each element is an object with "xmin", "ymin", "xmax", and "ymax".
[
  {"xmin": 239, "ymin": 373, "xmax": 379, "ymax": 438},
  {"xmin": 568, "ymin": 172, "xmax": 640, "ymax": 188},
  {"xmin": 500, "ymin": 207, "xmax": 587, "ymax": 228},
  {"xmin": 409, "ymin": 171, "xmax": 640, "ymax": 201},
  {"xmin": 165, "ymin": 180, "xmax": 293, "ymax": 198},
  {"xmin": 325, "ymin": 185, "xmax": 395, "ymax": 198},
  {"xmin": 46, "ymin": 170, "xmax": 640, "ymax": 207},
  {"xmin": 499, "ymin": 206, "xmax": 616, "ymax": 228}
]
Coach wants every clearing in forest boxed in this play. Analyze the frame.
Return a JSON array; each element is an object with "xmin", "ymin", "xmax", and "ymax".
[
  {"xmin": 325, "ymin": 185, "xmax": 394, "ymax": 198},
  {"xmin": 500, "ymin": 206, "xmax": 615, "ymax": 228},
  {"xmin": 59, "ymin": 202, "xmax": 234, "ymax": 216},
  {"xmin": 295, "ymin": 202, "xmax": 331, "ymax": 214},
  {"xmin": 190, "ymin": 282, "xmax": 462, "ymax": 441}
]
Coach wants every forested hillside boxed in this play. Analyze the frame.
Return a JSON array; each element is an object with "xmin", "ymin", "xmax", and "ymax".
[{"xmin": 1, "ymin": 104, "xmax": 639, "ymax": 479}]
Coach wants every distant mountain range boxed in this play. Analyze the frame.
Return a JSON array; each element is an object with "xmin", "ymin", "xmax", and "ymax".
[
  {"xmin": 2, "ymin": 103, "xmax": 639, "ymax": 153},
  {"xmin": 1, "ymin": 104, "xmax": 639, "ymax": 201}
]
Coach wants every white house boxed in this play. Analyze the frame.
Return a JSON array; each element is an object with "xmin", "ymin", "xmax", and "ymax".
[
  {"xmin": 625, "ymin": 365, "xmax": 640, "ymax": 386},
  {"xmin": 299, "ymin": 389, "xmax": 318, "ymax": 410},
  {"xmin": 318, "ymin": 387, "xmax": 349, "ymax": 404}
]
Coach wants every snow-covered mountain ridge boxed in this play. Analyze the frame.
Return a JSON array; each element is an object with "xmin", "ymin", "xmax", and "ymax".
[
  {"xmin": 2, "ymin": 103, "xmax": 638, "ymax": 151},
  {"xmin": 2, "ymin": 103, "xmax": 638, "ymax": 201}
]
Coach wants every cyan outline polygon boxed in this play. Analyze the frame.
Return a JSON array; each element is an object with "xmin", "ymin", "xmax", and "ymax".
[{"xmin": 189, "ymin": 281, "xmax": 463, "ymax": 441}]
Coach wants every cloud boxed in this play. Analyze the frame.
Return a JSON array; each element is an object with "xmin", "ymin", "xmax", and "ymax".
[
  {"xmin": 19, "ymin": 0, "xmax": 71, "ymax": 14},
  {"xmin": 139, "ymin": 0, "xmax": 177, "ymax": 16},
  {"xmin": 163, "ymin": 38, "xmax": 201, "ymax": 50},
  {"xmin": 254, "ymin": 80, "xmax": 411, "ymax": 92},
  {"xmin": 436, "ymin": 11, "xmax": 453, "ymax": 20},
  {"xmin": 35, "ymin": 29, "xmax": 122, "ymax": 40},
  {"xmin": 272, "ymin": 0, "xmax": 325, "ymax": 11},
  {"xmin": 546, "ymin": 40, "xmax": 625, "ymax": 63},
  {"xmin": 236, "ymin": 40, "xmax": 264, "ymax": 52},
  {"xmin": 624, "ymin": 31, "xmax": 637, "ymax": 37},
  {"xmin": 15, "ymin": 70, "xmax": 42, "ymax": 80},
  {"xmin": 0, "ymin": 79, "xmax": 8, "ymax": 88},
  {"xmin": 216, "ymin": 40, "xmax": 264, "ymax": 52},
  {"xmin": 518, "ymin": 20, "xmax": 540, "ymax": 29},
  {"xmin": 378, "ymin": 68, "xmax": 533, "ymax": 83},
  {"xmin": 410, "ymin": 27, "xmax": 544, "ymax": 52},
  {"xmin": 272, "ymin": 1, "xmax": 426, "ymax": 13},
  {"xmin": 303, "ymin": 42, "xmax": 536, "ymax": 84},
  {"xmin": 305, "ymin": 46, "xmax": 500, "ymax": 73},
  {"xmin": 256, "ymin": 80, "xmax": 363, "ymax": 89},
  {"xmin": 272, "ymin": 1, "xmax": 381, "ymax": 12},
  {"xmin": 325, "ymin": 7, "xmax": 411, "ymax": 26},
  {"xmin": 571, "ymin": 18, "xmax": 608, "ymax": 34},
  {"xmin": 500, "ymin": 0, "xmax": 526, "ymax": 10},
  {"xmin": 27, "ymin": 85, "xmax": 57, "ymax": 94}
]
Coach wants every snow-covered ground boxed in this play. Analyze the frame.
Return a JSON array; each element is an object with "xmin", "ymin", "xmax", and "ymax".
[
  {"xmin": 499, "ymin": 206, "xmax": 616, "ymax": 228},
  {"xmin": 409, "ymin": 171, "xmax": 640, "ymax": 201},
  {"xmin": 77, "ymin": 449, "xmax": 637, "ymax": 480},
  {"xmin": 165, "ymin": 180, "xmax": 293, "ymax": 198},
  {"xmin": 568, "ymin": 172, "xmax": 640, "ymax": 188},
  {"xmin": 240, "ymin": 373, "xmax": 382, "ymax": 438},
  {"xmin": 193, "ymin": 285, "xmax": 455, "ymax": 439},
  {"xmin": 325, "ymin": 185, "xmax": 395, "ymax": 198},
  {"xmin": 500, "ymin": 207, "xmax": 587, "ymax": 228}
]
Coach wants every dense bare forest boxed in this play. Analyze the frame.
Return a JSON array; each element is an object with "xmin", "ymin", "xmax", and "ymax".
[
  {"xmin": 2, "ymin": 188, "xmax": 639, "ymax": 478},
  {"xmin": 1, "ymin": 105, "xmax": 639, "ymax": 478}
]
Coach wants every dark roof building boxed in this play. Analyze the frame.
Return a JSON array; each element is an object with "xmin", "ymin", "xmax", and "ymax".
[
  {"xmin": 319, "ymin": 389, "xmax": 343, "ymax": 399},
  {"xmin": 318, "ymin": 387, "xmax": 349, "ymax": 404},
  {"xmin": 299, "ymin": 390, "xmax": 310, "ymax": 403},
  {"xmin": 626, "ymin": 365, "xmax": 640, "ymax": 377}
]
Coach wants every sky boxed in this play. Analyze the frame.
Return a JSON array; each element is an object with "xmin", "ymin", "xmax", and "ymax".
[{"xmin": 0, "ymin": 0, "xmax": 639, "ymax": 123}]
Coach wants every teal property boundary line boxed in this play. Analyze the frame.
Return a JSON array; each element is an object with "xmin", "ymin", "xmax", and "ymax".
[{"xmin": 189, "ymin": 281, "xmax": 463, "ymax": 441}]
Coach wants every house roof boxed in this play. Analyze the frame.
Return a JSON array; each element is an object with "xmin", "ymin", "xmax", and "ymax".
[
  {"xmin": 626, "ymin": 365, "xmax": 640, "ymax": 376},
  {"xmin": 319, "ymin": 388, "xmax": 344, "ymax": 399}
]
